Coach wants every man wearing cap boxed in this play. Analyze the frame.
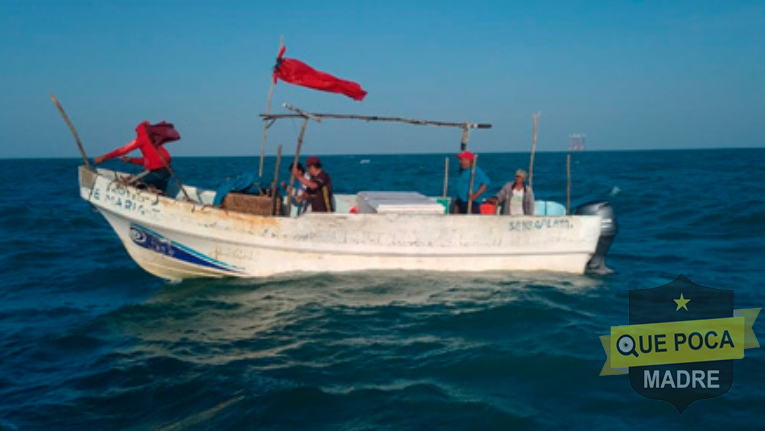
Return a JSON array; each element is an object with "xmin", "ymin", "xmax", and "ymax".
[
  {"xmin": 292, "ymin": 156, "xmax": 333, "ymax": 213},
  {"xmin": 487, "ymin": 169, "xmax": 535, "ymax": 216},
  {"xmin": 455, "ymin": 151, "xmax": 491, "ymax": 214}
]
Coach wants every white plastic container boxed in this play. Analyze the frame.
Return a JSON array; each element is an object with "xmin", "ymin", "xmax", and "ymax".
[{"xmin": 357, "ymin": 191, "xmax": 445, "ymax": 215}]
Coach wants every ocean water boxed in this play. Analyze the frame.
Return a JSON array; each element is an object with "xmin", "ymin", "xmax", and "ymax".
[{"xmin": 1, "ymin": 149, "xmax": 764, "ymax": 430}]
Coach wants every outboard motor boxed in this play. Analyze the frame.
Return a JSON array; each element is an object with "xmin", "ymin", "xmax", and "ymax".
[{"xmin": 575, "ymin": 200, "xmax": 617, "ymax": 275}]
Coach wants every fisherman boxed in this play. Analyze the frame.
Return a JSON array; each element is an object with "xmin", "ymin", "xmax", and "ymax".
[
  {"xmin": 93, "ymin": 121, "xmax": 176, "ymax": 193},
  {"xmin": 282, "ymin": 162, "xmax": 309, "ymax": 214},
  {"xmin": 486, "ymin": 169, "xmax": 535, "ymax": 216},
  {"xmin": 455, "ymin": 150, "xmax": 490, "ymax": 214},
  {"xmin": 292, "ymin": 156, "xmax": 333, "ymax": 213}
]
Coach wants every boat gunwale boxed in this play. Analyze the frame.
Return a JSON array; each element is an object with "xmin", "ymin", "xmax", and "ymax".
[{"xmin": 82, "ymin": 165, "xmax": 599, "ymax": 224}]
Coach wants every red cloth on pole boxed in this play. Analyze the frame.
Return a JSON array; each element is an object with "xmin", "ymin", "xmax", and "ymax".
[
  {"xmin": 145, "ymin": 121, "xmax": 180, "ymax": 147},
  {"xmin": 273, "ymin": 47, "xmax": 367, "ymax": 101}
]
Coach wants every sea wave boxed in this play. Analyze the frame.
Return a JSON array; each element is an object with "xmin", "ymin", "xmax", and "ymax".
[{"xmin": 2, "ymin": 151, "xmax": 765, "ymax": 430}]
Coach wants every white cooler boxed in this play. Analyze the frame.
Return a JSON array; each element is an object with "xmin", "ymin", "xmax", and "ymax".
[{"xmin": 356, "ymin": 191, "xmax": 445, "ymax": 215}]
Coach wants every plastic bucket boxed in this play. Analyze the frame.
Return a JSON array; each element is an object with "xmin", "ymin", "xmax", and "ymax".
[{"xmin": 480, "ymin": 203, "xmax": 497, "ymax": 215}]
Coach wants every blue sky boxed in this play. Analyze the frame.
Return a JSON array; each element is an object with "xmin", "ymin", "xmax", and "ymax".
[{"xmin": 1, "ymin": 0, "xmax": 763, "ymax": 158}]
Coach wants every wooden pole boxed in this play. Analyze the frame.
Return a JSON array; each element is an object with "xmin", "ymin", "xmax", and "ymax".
[
  {"xmin": 258, "ymin": 36, "xmax": 284, "ymax": 178},
  {"xmin": 442, "ymin": 157, "xmax": 449, "ymax": 199},
  {"xmin": 270, "ymin": 144, "xmax": 282, "ymax": 216},
  {"xmin": 284, "ymin": 117, "xmax": 309, "ymax": 216},
  {"xmin": 262, "ymin": 113, "xmax": 492, "ymax": 130},
  {"xmin": 467, "ymin": 154, "xmax": 478, "ymax": 214},
  {"xmin": 529, "ymin": 112, "xmax": 540, "ymax": 189},
  {"xmin": 567, "ymin": 153, "xmax": 572, "ymax": 215},
  {"xmin": 50, "ymin": 94, "xmax": 92, "ymax": 170},
  {"xmin": 282, "ymin": 103, "xmax": 323, "ymax": 123},
  {"xmin": 460, "ymin": 122, "xmax": 469, "ymax": 151},
  {"xmin": 155, "ymin": 147, "xmax": 192, "ymax": 201}
]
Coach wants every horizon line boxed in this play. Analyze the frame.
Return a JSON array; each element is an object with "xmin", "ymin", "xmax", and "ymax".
[{"xmin": 0, "ymin": 146, "xmax": 763, "ymax": 161}]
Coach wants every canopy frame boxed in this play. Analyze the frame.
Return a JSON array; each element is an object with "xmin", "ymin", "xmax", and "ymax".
[{"xmin": 261, "ymin": 103, "xmax": 492, "ymax": 131}]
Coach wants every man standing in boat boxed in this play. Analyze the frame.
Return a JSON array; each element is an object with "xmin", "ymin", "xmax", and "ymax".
[
  {"xmin": 486, "ymin": 169, "xmax": 535, "ymax": 216},
  {"xmin": 292, "ymin": 156, "xmax": 333, "ymax": 213},
  {"xmin": 282, "ymin": 162, "xmax": 309, "ymax": 215},
  {"xmin": 93, "ymin": 121, "xmax": 176, "ymax": 193},
  {"xmin": 455, "ymin": 151, "xmax": 491, "ymax": 214}
]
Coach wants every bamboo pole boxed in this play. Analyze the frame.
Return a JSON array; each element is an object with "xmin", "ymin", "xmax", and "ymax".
[
  {"xmin": 282, "ymin": 103, "xmax": 323, "ymax": 123},
  {"xmin": 442, "ymin": 157, "xmax": 449, "ymax": 199},
  {"xmin": 567, "ymin": 153, "xmax": 572, "ymax": 215},
  {"xmin": 529, "ymin": 112, "xmax": 540, "ymax": 189},
  {"xmin": 258, "ymin": 36, "xmax": 284, "ymax": 178},
  {"xmin": 467, "ymin": 154, "xmax": 478, "ymax": 214},
  {"xmin": 270, "ymin": 144, "xmax": 282, "ymax": 216},
  {"xmin": 284, "ymin": 117, "xmax": 309, "ymax": 216},
  {"xmin": 261, "ymin": 113, "xmax": 491, "ymax": 130},
  {"xmin": 50, "ymin": 94, "xmax": 92, "ymax": 170}
]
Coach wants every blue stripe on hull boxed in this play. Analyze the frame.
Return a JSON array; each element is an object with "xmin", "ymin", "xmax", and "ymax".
[{"xmin": 129, "ymin": 224, "xmax": 244, "ymax": 274}]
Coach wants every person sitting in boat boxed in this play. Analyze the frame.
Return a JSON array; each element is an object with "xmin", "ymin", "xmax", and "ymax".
[
  {"xmin": 486, "ymin": 169, "xmax": 535, "ymax": 216},
  {"xmin": 292, "ymin": 156, "xmax": 333, "ymax": 213},
  {"xmin": 282, "ymin": 162, "xmax": 309, "ymax": 214},
  {"xmin": 93, "ymin": 121, "xmax": 175, "ymax": 193},
  {"xmin": 455, "ymin": 151, "xmax": 491, "ymax": 214}
]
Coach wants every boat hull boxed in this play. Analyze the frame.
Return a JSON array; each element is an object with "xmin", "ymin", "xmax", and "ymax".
[{"xmin": 80, "ymin": 167, "xmax": 602, "ymax": 280}]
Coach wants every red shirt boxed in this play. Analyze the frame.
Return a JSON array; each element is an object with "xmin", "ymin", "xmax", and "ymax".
[{"xmin": 103, "ymin": 122, "xmax": 171, "ymax": 171}]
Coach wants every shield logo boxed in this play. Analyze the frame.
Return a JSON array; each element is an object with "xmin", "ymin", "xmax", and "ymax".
[{"xmin": 627, "ymin": 274, "xmax": 734, "ymax": 412}]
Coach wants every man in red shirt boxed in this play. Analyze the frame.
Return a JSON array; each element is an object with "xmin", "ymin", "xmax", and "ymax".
[{"xmin": 94, "ymin": 121, "xmax": 173, "ymax": 193}]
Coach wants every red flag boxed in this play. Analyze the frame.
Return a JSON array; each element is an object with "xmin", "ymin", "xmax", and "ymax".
[{"xmin": 273, "ymin": 46, "xmax": 367, "ymax": 101}]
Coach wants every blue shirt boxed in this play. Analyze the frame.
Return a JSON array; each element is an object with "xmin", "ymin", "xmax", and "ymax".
[{"xmin": 457, "ymin": 166, "xmax": 491, "ymax": 201}]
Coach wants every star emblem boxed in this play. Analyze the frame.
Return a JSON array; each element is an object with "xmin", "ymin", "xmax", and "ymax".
[{"xmin": 674, "ymin": 293, "xmax": 690, "ymax": 311}]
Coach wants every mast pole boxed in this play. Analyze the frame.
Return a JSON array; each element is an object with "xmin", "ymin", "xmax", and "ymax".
[{"xmin": 258, "ymin": 36, "xmax": 284, "ymax": 178}]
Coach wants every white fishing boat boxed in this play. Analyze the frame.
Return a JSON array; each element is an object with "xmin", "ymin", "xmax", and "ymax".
[
  {"xmin": 78, "ymin": 164, "xmax": 615, "ymax": 280},
  {"xmin": 73, "ymin": 106, "xmax": 616, "ymax": 280},
  {"xmin": 56, "ymin": 94, "xmax": 617, "ymax": 281}
]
